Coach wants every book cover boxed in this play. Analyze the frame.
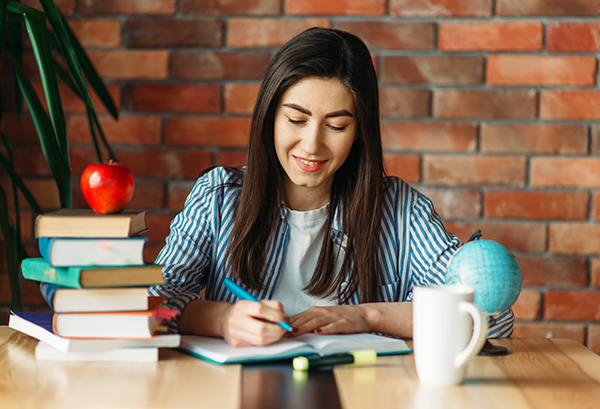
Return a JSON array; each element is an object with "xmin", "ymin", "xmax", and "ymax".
[
  {"xmin": 48, "ymin": 285, "xmax": 153, "ymax": 313},
  {"xmin": 34, "ymin": 208, "xmax": 147, "ymax": 238},
  {"xmin": 21, "ymin": 258, "xmax": 165, "ymax": 288},
  {"xmin": 39, "ymin": 236, "xmax": 147, "ymax": 267},
  {"xmin": 179, "ymin": 333, "xmax": 411, "ymax": 365},
  {"xmin": 35, "ymin": 341, "xmax": 159, "ymax": 362},
  {"xmin": 52, "ymin": 296, "xmax": 175, "ymax": 339},
  {"xmin": 8, "ymin": 311, "xmax": 181, "ymax": 352}
]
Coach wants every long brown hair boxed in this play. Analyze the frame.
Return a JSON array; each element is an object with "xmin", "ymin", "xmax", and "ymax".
[{"xmin": 227, "ymin": 27, "xmax": 385, "ymax": 303}]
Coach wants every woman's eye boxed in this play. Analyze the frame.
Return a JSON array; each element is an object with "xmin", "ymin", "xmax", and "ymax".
[
  {"xmin": 329, "ymin": 125, "xmax": 347, "ymax": 132},
  {"xmin": 287, "ymin": 117, "xmax": 304, "ymax": 125}
]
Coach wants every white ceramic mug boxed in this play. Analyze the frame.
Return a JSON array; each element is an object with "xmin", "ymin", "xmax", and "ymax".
[{"xmin": 413, "ymin": 284, "xmax": 488, "ymax": 386}]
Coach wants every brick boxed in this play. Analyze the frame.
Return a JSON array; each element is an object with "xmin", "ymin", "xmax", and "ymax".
[
  {"xmin": 66, "ymin": 115, "xmax": 162, "ymax": 145},
  {"xmin": 122, "ymin": 84, "xmax": 220, "ymax": 114},
  {"xmin": 181, "ymin": 0, "xmax": 280, "ymax": 15},
  {"xmin": 438, "ymin": 22, "xmax": 543, "ymax": 51},
  {"xmin": 68, "ymin": 19, "xmax": 122, "ymax": 48},
  {"xmin": 592, "ymin": 126, "xmax": 600, "ymax": 154},
  {"xmin": 144, "ymin": 213, "xmax": 176, "ymax": 244},
  {"xmin": 549, "ymin": 223, "xmax": 600, "ymax": 256},
  {"xmin": 433, "ymin": 89, "xmax": 537, "ymax": 119},
  {"xmin": 144, "ymin": 245, "xmax": 163, "ymax": 264},
  {"xmin": 0, "ymin": 114, "xmax": 38, "ymax": 143},
  {"xmin": 424, "ymin": 155, "xmax": 526, "ymax": 186},
  {"xmin": 481, "ymin": 124, "xmax": 588, "ymax": 154},
  {"xmin": 590, "ymin": 259, "xmax": 600, "ymax": 287},
  {"xmin": 227, "ymin": 18, "xmax": 330, "ymax": 48},
  {"xmin": 22, "ymin": 0, "xmax": 75, "ymax": 14},
  {"xmin": 588, "ymin": 325, "xmax": 600, "ymax": 354},
  {"xmin": 224, "ymin": 84, "xmax": 260, "ymax": 114},
  {"xmin": 32, "ymin": 83, "xmax": 121, "ymax": 114},
  {"xmin": 215, "ymin": 151, "xmax": 248, "ymax": 168},
  {"xmin": 593, "ymin": 192, "xmax": 600, "ymax": 221},
  {"xmin": 383, "ymin": 154, "xmax": 420, "ymax": 183},
  {"xmin": 541, "ymin": 91, "xmax": 600, "ymax": 120},
  {"xmin": 547, "ymin": 22, "xmax": 600, "ymax": 52},
  {"xmin": 334, "ymin": 21, "xmax": 434, "ymax": 50},
  {"xmin": 285, "ymin": 0, "xmax": 385, "ymax": 15},
  {"xmin": 417, "ymin": 188, "xmax": 481, "ymax": 218},
  {"xmin": 73, "ymin": 180, "xmax": 166, "ymax": 210},
  {"xmin": 382, "ymin": 121, "xmax": 477, "ymax": 152},
  {"xmin": 126, "ymin": 18, "xmax": 222, "ymax": 47},
  {"xmin": 167, "ymin": 181, "xmax": 196, "ymax": 210},
  {"xmin": 531, "ymin": 158, "xmax": 600, "ymax": 188},
  {"xmin": 390, "ymin": 0, "xmax": 492, "ymax": 17},
  {"xmin": 12, "ymin": 147, "xmax": 50, "ymax": 176},
  {"xmin": 545, "ymin": 291, "xmax": 600, "ymax": 321},
  {"xmin": 512, "ymin": 290, "xmax": 541, "ymax": 320},
  {"xmin": 497, "ymin": 0, "xmax": 600, "ymax": 16},
  {"xmin": 487, "ymin": 55, "xmax": 596, "ymax": 86},
  {"xmin": 166, "ymin": 117, "xmax": 251, "ymax": 147},
  {"xmin": 512, "ymin": 322, "xmax": 585, "ymax": 343},
  {"xmin": 116, "ymin": 149, "xmax": 212, "ymax": 179},
  {"xmin": 80, "ymin": 0, "xmax": 177, "ymax": 14},
  {"xmin": 87, "ymin": 50, "xmax": 168, "ymax": 80},
  {"xmin": 518, "ymin": 256, "xmax": 588, "ymax": 287},
  {"xmin": 484, "ymin": 190, "xmax": 589, "ymax": 220},
  {"xmin": 172, "ymin": 52, "xmax": 269, "ymax": 80},
  {"xmin": 380, "ymin": 89, "xmax": 431, "ymax": 118},
  {"xmin": 380, "ymin": 56, "xmax": 483, "ymax": 84},
  {"xmin": 443, "ymin": 221, "xmax": 546, "ymax": 252},
  {"xmin": 14, "ymin": 179, "xmax": 60, "ymax": 210}
]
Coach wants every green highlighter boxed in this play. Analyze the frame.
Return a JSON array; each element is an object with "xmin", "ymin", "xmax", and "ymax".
[{"xmin": 293, "ymin": 349, "xmax": 377, "ymax": 371}]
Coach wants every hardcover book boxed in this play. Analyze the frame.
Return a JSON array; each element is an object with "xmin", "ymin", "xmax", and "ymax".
[
  {"xmin": 21, "ymin": 258, "xmax": 165, "ymax": 288},
  {"xmin": 46, "ymin": 285, "xmax": 154, "ymax": 313},
  {"xmin": 8, "ymin": 311, "xmax": 180, "ymax": 353},
  {"xmin": 34, "ymin": 208, "xmax": 147, "ymax": 238},
  {"xmin": 39, "ymin": 236, "xmax": 147, "ymax": 267}
]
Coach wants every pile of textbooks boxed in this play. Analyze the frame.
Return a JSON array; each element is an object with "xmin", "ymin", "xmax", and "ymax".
[{"xmin": 9, "ymin": 209, "xmax": 180, "ymax": 362}]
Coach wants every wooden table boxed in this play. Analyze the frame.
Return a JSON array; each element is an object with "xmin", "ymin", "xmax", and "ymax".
[{"xmin": 1, "ymin": 326, "xmax": 600, "ymax": 409}]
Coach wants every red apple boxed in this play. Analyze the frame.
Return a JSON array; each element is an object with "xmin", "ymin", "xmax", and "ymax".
[{"xmin": 80, "ymin": 161, "xmax": 135, "ymax": 214}]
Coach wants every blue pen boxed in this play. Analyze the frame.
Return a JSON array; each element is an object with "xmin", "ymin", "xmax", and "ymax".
[{"xmin": 223, "ymin": 277, "xmax": 293, "ymax": 332}]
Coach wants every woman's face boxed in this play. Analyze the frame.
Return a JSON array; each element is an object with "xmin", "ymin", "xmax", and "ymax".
[{"xmin": 273, "ymin": 77, "xmax": 357, "ymax": 211}]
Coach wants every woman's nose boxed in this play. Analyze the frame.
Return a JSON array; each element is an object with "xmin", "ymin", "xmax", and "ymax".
[{"xmin": 299, "ymin": 124, "xmax": 323, "ymax": 154}]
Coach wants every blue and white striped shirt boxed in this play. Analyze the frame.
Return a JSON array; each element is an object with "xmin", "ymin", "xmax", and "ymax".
[{"xmin": 150, "ymin": 167, "xmax": 514, "ymax": 337}]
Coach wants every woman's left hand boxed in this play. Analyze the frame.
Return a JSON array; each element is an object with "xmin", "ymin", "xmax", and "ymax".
[{"xmin": 289, "ymin": 305, "xmax": 374, "ymax": 336}]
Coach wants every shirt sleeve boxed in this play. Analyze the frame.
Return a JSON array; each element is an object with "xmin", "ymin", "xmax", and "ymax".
[
  {"xmin": 405, "ymin": 189, "xmax": 515, "ymax": 338},
  {"xmin": 148, "ymin": 175, "xmax": 217, "ymax": 333}
]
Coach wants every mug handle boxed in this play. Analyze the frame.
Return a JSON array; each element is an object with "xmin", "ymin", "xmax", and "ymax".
[{"xmin": 454, "ymin": 301, "xmax": 489, "ymax": 369}]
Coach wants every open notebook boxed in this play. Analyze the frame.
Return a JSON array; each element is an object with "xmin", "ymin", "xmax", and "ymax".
[{"xmin": 179, "ymin": 333, "xmax": 411, "ymax": 364}]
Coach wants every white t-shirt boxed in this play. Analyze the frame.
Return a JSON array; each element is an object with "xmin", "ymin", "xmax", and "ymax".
[{"xmin": 272, "ymin": 203, "xmax": 341, "ymax": 316}]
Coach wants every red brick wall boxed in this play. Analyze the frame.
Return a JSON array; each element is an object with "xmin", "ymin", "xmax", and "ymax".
[{"xmin": 2, "ymin": 0, "xmax": 600, "ymax": 352}]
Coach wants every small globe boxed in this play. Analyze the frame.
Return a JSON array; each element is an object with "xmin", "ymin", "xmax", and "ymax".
[{"xmin": 447, "ymin": 240, "xmax": 522, "ymax": 314}]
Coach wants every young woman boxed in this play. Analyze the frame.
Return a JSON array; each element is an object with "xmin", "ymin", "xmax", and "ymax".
[{"xmin": 150, "ymin": 27, "xmax": 514, "ymax": 347}]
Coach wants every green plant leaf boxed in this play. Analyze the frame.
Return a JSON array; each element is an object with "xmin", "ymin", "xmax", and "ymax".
[
  {"xmin": 61, "ymin": 17, "xmax": 119, "ymax": 120},
  {"xmin": 7, "ymin": 2, "xmax": 69, "ymax": 166},
  {"xmin": 37, "ymin": 0, "xmax": 94, "ymax": 112},
  {"xmin": 8, "ymin": 52, "xmax": 72, "ymax": 208},
  {"xmin": 0, "ymin": 186, "xmax": 22, "ymax": 311}
]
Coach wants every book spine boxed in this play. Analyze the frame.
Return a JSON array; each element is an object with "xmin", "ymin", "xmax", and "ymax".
[
  {"xmin": 21, "ymin": 258, "xmax": 83, "ymax": 288},
  {"xmin": 38, "ymin": 237, "xmax": 53, "ymax": 265}
]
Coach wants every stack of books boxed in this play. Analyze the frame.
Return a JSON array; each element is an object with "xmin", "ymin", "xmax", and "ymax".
[{"xmin": 9, "ymin": 209, "xmax": 180, "ymax": 362}]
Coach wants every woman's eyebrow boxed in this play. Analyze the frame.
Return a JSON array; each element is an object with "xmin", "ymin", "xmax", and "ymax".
[{"xmin": 282, "ymin": 103, "xmax": 354, "ymax": 118}]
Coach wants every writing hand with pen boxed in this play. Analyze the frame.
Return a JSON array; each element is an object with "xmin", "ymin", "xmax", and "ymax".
[{"xmin": 222, "ymin": 278, "xmax": 292, "ymax": 347}]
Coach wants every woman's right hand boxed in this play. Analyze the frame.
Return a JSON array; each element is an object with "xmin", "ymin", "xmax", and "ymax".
[{"xmin": 220, "ymin": 300, "xmax": 290, "ymax": 347}]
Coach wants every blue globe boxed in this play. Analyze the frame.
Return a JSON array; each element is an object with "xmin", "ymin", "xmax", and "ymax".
[{"xmin": 447, "ymin": 240, "xmax": 522, "ymax": 314}]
